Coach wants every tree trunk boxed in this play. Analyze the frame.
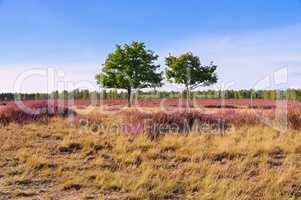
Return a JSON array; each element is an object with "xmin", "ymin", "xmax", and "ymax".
[
  {"xmin": 127, "ymin": 88, "xmax": 132, "ymax": 107},
  {"xmin": 185, "ymin": 84, "xmax": 190, "ymax": 109},
  {"xmin": 190, "ymin": 90, "xmax": 194, "ymax": 108},
  {"xmin": 184, "ymin": 85, "xmax": 194, "ymax": 108}
]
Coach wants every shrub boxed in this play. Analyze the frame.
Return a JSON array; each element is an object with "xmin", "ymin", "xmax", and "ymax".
[
  {"xmin": 123, "ymin": 106, "xmax": 301, "ymax": 137},
  {"xmin": 0, "ymin": 100, "xmax": 75, "ymax": 125},
  {"xmin": 124, "ymin": 111, "xmax": 232, "ymax": 137},
  {"xmin": 204, "ymin": 105, "xmax": 238, "ymax": 109}
]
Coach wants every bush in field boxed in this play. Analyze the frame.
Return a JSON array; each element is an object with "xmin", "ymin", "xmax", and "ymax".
[
  {"xmin": 0, "ymin": 101, "xmax": 75, "ymax": 125},
  {"xmin": 124, "ymin": 107, "xmax": 301, "ymax": 137},
  {"xmin": 124, "ymin": 111, "xmax": 232, "ymax": 137},
  {"xmin": 248, "ymin": 105, "xmax": 276, "ymax": 109},
  {"xmin": 204, "ymin": 104, "xmax": 238, "ymax": 109}
]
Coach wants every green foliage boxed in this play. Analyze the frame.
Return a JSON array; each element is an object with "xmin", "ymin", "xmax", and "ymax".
[
  {"xmin": 165, "ymin": 52, "xmax": 217, "ymax": 90},
  {"xmin": 96, "ymin": 41, "xmax": 162, "ymax": 106},
  {"xmin": 96, "ymin": 42, "xmax": 161, "ymax": 90}
]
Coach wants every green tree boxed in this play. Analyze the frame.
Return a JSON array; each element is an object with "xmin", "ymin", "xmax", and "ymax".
[
  {"xmin": 96, "ymin": 41, "xmax": 162, "ymax": 107},
  {"xmin": 165, "ymin": 52, "xmax": 217, "ymax": 107}
]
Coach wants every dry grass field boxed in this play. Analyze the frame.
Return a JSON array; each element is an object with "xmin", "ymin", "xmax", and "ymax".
[{"xmin": 1, "ymin": 100, "xmax": 301, "ymax": 199}]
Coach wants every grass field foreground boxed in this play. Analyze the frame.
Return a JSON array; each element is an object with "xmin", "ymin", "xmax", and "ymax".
[{"xmin": 1, "ymin": 114, "xmax": 301, "ymax": 199}]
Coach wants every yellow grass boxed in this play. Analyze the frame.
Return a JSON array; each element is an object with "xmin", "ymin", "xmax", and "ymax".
[{"xmin": 0, "ymin": 116, "xmax": 301, "ymax": 199}]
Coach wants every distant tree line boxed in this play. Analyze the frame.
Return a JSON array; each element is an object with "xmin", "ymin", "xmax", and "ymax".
[
  {"xmin": 129, "ymin": 89, "xmax": 301, "ymax": 101},
  {"xmin": 0, "ymin": 93, "xmax": 49, "ymax": 101},
  {"xmin": 1, "ymin": 89, "xmax": 301, "ymax": 101}
]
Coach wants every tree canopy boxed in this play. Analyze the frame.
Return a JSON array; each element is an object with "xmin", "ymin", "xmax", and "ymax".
[
  {"xmin": 165, "ymin": 52, "xmax": 217, "ymax": 90},
  {"xmin": 96, "ymin": 41, "xmax": 162, "ymax": 106},
  {"xmin": 165, "ymin": 52, "xmax": 217, "ymax": 107}
]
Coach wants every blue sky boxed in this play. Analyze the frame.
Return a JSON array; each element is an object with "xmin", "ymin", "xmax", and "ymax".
[{"xmin": 0, "ymin": 0, "xmax": 301, "ymax": 92}]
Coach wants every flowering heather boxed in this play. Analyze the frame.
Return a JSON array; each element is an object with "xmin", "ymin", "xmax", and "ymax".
[
  {"xmin": 123, "ymin": 107, "xmax": 301, "ymax": 136},
  {"xmin": 1, "ymin": 99, "xmax": 301, "ymax": 132},
  {"xmin": 2, "ymin": 98, "xmax": 297, "ymax": 110},
  {"xmin": 70, "ymin": 98, "xmax": 301, "ymax": 110},
  {"xmin": 123, "ymin": 110, "xmax": 243, "ymax": 136},
  {"xmin": 0, "ymin": 100, "xmax": 75, "ymax": 125}
]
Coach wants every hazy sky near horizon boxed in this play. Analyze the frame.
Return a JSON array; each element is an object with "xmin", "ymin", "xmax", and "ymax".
[{"xmin": 0, "ymin": 0, "xmax": 301, "ymax": 92}]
